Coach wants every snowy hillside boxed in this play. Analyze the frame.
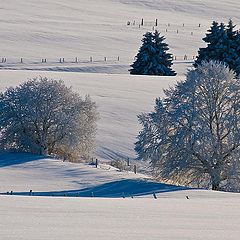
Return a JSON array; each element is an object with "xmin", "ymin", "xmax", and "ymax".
[
  {"xmin": 0, "ymin": 70, "xmax": 177, "ymax": 160},
  {"xmin": 0, "ymin": 0, "xmax": 239, "ymax": 74},
  {"xmin": 1, "ymin": 152, "xmax": 240, "ymax": 240},
  {"xmin": 1, "ymin": 1, "xmax": 240, "ymax": 239},
  {"xmin": 1, "ymin": 191, "xmax": 239, "ymax": 240}
]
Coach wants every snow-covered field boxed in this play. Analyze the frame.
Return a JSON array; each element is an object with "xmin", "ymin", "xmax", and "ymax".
[
  {"xmin": 1, "ymin": 0, "xmax": 240, "ymax": 239},
  {"xmin": 1, "ymin": 192, "xmax": 240, "ymax": 240}
]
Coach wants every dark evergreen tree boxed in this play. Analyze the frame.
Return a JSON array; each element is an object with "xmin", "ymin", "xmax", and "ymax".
[
  {"xmin": 194, "ymin": 21, "xmax": 227, "ymax": 66},
  {"xmin": 129, "ymin": 31, "xmax": 176, "ymax": 76},
  {"xmin": 194, "ymin": 20, "xmax": 240, "ymax": 76}
]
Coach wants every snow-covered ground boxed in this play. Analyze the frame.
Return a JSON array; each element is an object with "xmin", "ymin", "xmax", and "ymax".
[
  {"xmin": 0, "ymin": 0, "xmax": 239, "ymax": 74},
  {"xmin": 1, "ymin": 1, "xmax": 240, "ymax": 239},
  {"xmin": 0, "ymin": 70, "xmax": 178, "ymax": 160},
  {"xmin": 1, "ymin": 192, "xmax": 240, "ymax": 240}
]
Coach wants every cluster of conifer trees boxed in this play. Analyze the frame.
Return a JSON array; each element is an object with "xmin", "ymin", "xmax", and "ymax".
[{"xmin": 130, "ymin": 20, "xmax": 240, "ymax": 76}]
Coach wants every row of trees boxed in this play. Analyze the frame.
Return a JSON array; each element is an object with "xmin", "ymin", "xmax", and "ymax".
[
  {"xmin": 130, "ymin": 20, "xmax": 240, "ymax": 77},
  {"xmin": 0, "ymin": 77, "xmax": 98, "ymax": 161}
]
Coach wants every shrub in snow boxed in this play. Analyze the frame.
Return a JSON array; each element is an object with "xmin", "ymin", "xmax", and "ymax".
[
  {"xmin": 135, "ymin": 61, "xmax": 240, "ymax": 191},
  {"xmin": 194, "ymin": 20, "xmax": 240, "ymax": 77},
  {"xmin": 129, "ymin": 30, "xmax": 176, "ymax": 76},
  {"xmin": 0, "ymin": 77, "xmax": 98, "ymax": 161}
]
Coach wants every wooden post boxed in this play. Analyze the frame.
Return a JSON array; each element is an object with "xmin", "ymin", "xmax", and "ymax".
[
  {"xmin": 59, "ymin": 58, "xmax": 62, "ymax": 63},
  {"xmin": 177, "ymin": 29, "xmax": 179, "ymax": 34},
  {"xmin": 95, "ymin": 158, "xmax": 98, "ymax": 168},
  {"xmin": 62, "ymin": 58, "xmax": 65, "ymax": 63},
  {"xmin": 90, "ymin": 56, "xmax": 93, "ymax": 62},
  {"xmin": 104, "ymin": 57, "xmax": 107, "ymax": 61},
  {"xmin": 127, "ymin": 158, "xmax": 130, "ymax": 166},
  {"xmin": 20, "ymin": 58, "xmax": 23, "ymax": 63},
  {"xmin": 153, "ymin": 192, "xmax": 157, "ymax": 199},
  {"xmin": 75, "ymin": 57, "xmax": 78, "ymax": 63},
  {"xmin": 134, "ymin": 165, "xmax": 137, "ymax": 174},
  {"xmin": 117, "ymin": 56, "xmax": 120, "ymax": 61},
  {"xmin": 141, "ymin": 18, "xmax": 144, "ymax": 26},
  {"xmin": 155, "ymin": 19, "xmax": 158, "ymax": 27}
]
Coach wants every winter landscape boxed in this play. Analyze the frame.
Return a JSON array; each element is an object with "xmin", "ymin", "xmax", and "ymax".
[{"xmin": 1, "ymin": 0, "xmax": 240, "ymax": 239}]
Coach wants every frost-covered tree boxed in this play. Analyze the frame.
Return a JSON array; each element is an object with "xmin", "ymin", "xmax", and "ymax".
[
  {"xmin": 129, "ymin": 31, "xmax": 176, "ymax": 76},
  {"xmin": 135, "ymin": 61, "xmax": 240, "ymax": 191},
  {"xmin": 0, "ymin": 77, "xmax": 98, "ymax": 161},
  {"xmin": 195, "ymin": 20, "xmax": 240, "ymax": 76}
]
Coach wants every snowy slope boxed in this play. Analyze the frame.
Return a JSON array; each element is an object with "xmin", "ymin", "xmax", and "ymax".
[
  {"xmin": 0, "ymin": 1, "xmax": 240, "ymax": 239},
  {"xmin": 0, "ymin": 70, "xmax": 178, "ymax": 160},
  {"xmin": 1, "ymin": 193, "xmax": 240, "ymax": 240},
  {"xmin": 0, "ymin": 0, "xmax": 239, "ymax": 74}
]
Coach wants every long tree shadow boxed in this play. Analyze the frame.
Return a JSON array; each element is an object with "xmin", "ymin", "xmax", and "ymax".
[
  {"xmin": 2, "ymin": 179, "xmax": 189, "ymax": 197},
  {"xmin": 0, "ymin": 152, "xmax": 46, "ymax": 167}
]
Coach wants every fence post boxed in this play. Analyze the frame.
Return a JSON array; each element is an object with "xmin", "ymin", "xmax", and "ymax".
[
  {"xmin": 141, "ymin": 18, "xmax": 144, "ymax": 26},
  {"xmin": 155, "ymin": 19, "xmax": 158, "ymax": 27},
  {"xmin": 104, "ymin": 57, "xmax": 107, "ymax": 61},
  {"xmin": 20, "ymin": 58, "xmax": 23, "ymax": 63},
  {"xmin": 134, "ymin": 165, "xmax": 137, "ymax": 174},
  {"xmin": 75, "ymin": 57, "xmax": 78, "ymax": 63},
  {"xmin": 153, "ymin": 192, "xmax": 157, "ymax": 199},
  {"xmin": 117, "ymin": 56, "xmax": 120, "ymax": 61},
  {"xmin": 95, "ymin": 158, "xmax": 98, "ymax": 168},
  {"xmin": 90, "ymin": 56, "xmax": 93, "ymax": 62},
  {"xmin": 127, "ymin": 157, "xmax": 130, "ymax": 166}
]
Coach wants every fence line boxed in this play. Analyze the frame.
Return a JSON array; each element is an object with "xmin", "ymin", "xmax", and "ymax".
[{"xmin": 0, "ymin": 55, "xmax": 196, "ymax": 65}]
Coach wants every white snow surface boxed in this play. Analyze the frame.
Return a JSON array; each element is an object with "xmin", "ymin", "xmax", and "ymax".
[
  {"xmin": 1, "ymin": 1, "xmax": 240, "ymax": 239},
  {"xmin": 0, "ymin": 70, "xmax": 178, "ymax": 160},
  {"xmin": 0, "ymin": 0, "xmax": 239, "ymax": 74},
  {"xmin": 1, "ymin": 193, "xmax": 240, "ymax": 240}
]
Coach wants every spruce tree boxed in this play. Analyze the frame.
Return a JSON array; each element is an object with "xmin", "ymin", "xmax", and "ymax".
[
  {"xmin": 129, "ymin": 31, "xmax": 176, "ymax": 76},
  {"xmin": 194, "ymin": 21, "xmax": 227, "ymax": 66},
  {"xmin": 194, "ymin": 20, "xmax": 240, "ymax": 76}
]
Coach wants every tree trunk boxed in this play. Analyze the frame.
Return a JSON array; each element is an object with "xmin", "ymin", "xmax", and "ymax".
[{"xmin": 212, "ymin": 182, "xmax": 220, "ymax": 191}]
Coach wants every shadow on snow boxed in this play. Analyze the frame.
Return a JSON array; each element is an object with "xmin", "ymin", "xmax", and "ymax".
[
  {"xmin": 0, "ymin": 152, "xmax": 46, "ymax": 167},
  {"xmin": 1, "ymin": 179, "xmax": 189, "ymax": 198}
]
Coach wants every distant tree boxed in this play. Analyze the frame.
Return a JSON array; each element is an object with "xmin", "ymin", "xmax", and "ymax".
[
  {"xmin": 129, "ymin": 31, "xmax": 176, "ymax": 76},
  {"xmin": 194, "ymin": 20, "xmax": 240, "ymax": 76},
  {"xmin": 135, "ymin": 61, "xmax": 240, "ymax": 191},
  {"xmin": 0, "ymin": 77, "xmax": 98, "ymax": 161}
]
